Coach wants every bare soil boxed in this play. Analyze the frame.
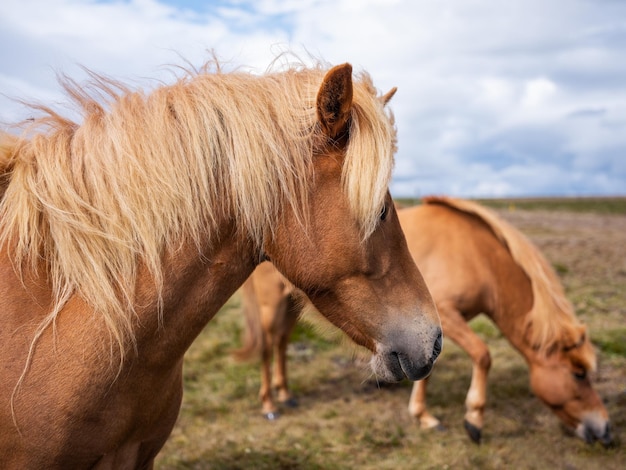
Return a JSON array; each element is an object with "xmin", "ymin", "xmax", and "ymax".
[{"xmin": 155, "ymin": 207, "xmax": 626, "ymax": 469}]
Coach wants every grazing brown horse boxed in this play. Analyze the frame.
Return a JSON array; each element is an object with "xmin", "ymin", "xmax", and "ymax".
[
  {"xmin": 0, "ymin": 60, "xmax": 442, "ymax": 468},
  {"xmin": 239, "ymin": 197, "xmax": 612, "ymax": 446}
]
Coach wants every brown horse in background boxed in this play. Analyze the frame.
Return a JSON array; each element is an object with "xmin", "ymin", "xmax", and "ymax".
[
  {"xmin": 238, "ymin": 197, "xmax": 612, "ymax": 446},
  {"xmin": 0, "ymin": 60, "xmax": 441, "ymax": 468},
  {"xmin": 234, "ymin": 261, "xmax": 306, "ymax": 419}
]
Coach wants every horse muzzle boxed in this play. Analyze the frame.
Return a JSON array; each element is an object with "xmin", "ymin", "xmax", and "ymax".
[
  {"xmin": 576, "ymin": 416, "xmax": 614, "ymax": 448},
  {"xmin": 371, "ymin": 327, "xmax": 443, "ymax": 382}
]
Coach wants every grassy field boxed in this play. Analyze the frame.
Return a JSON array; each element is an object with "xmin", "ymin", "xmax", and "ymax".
[
  {"xmin": 397, "ymin": 196, "xmax": 626, "ymax": 214},
  {"xmin": 155, "ymin": 198, "xmax": 626, "ymax": 469}
]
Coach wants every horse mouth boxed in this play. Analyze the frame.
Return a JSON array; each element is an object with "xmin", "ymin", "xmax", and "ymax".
[
  {"xmin": 397, "ymin": 352, "xmax": 436, "ymax": 381},
  {"xmin": 372, "ymin": 330, "xmax": 443, "ymax": 382},
  {"xmin": 371, "ymin": 350, "xmax": 437, "ymax": 382},
  {"xmin": 576, "ymin": 421, "xmax": 614, "ymax": 448}
]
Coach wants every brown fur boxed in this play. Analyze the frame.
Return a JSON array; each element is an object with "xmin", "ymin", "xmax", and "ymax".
[
  {"xmin": 404, "ymin": 197, "xmax": 609, "ymax": 445},
  {"xmin": 421, "ymin": 196, "xmax": 579, "ymax": 356},
  {"xmin": 234, "ymin": 262, "xmax": 305, "ymax": 416},
  {"xmin": 241, "ymin": 197, "xmax": 611, "ymax": 445},
  {"xmin": 0, "ymin": 60, "xmax": 441, "ymax": 467}
]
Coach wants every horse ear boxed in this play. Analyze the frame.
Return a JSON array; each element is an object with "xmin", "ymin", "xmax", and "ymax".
[
  {"xmin": 381, "ymin": 87, "xmax": 397, "ymax": 105},
  {"xmin": 316, "ymin": 63, "xmax": 353, "ymax": 139}
]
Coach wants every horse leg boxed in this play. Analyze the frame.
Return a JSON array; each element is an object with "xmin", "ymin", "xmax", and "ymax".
[
  {"xmin": 462, "ymin": 337, "xmax": 491, "ymax": 444},
  {"xmin": 437, "ymin": 304, "xmax": 492, "ymax": 444},
  {"xmin": 260, "ymin": 305, "xmax": 279, "ymax": 420},
  {"xmin": 273, "ymin": 293, "xmax": 301, "ymax": 408},
  {"xmin": 408, "ymin": 376, "xmax": 443, "ymax": 429}
]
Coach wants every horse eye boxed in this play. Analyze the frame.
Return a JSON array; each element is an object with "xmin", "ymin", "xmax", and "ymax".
[
  {"xmin": 379, "ymin": 204, "xmax": 388, "ymax": 221},
  {"xmin": 573, "ymin": 369, "xmax": 587, "ymax": 381}
]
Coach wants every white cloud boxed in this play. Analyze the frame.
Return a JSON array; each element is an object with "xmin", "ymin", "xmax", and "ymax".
[
  {"xmin": 1, "ymin": 0, "xmax": 625, "ymax": 197},
  {"xmin": 521, "ymin": 78, "xmax": 557, "ymax": 110}
]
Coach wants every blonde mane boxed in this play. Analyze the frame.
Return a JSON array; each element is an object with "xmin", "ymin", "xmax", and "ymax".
[
  {"xmin": 0, "ymin": 60, "xmax": 396, "ymax": 359},
  {"xmin": 423, "ymin": 196, "xmax": 581, "ymax": 354}
]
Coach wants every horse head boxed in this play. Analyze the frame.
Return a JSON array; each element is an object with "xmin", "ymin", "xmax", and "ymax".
[
  {"xmin": 529, "ymin": 323, "xmax": 612, "ymax": 446},
  {"xmin": 264, "ymin": 64, "xmax": 442, "ymax": 382}
]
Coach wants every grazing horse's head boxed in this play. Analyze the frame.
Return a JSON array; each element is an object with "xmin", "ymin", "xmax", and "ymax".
[
  {"xmin": 264, "ymin": 64, "xmax": 442, "ymax": 382},
  {"xmin": 518, "ymin": 249, "xmax": 613, "ymax": 447},
  {"xmin": 528, "ymin": 322, "xmax": 612, "ymax": 446}
]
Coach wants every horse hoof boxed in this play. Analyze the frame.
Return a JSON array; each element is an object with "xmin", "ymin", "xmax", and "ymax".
[
  {"xmin": 434, "ymin": 423, "xmax": 447, "ymax": 432},
  {"xmin": 283, "ymin": 398, "xmax": 299, "ymax": 408},
  {"xmin": 264, "ymin": 411, "xmax": 280, "ymax": 421},
  {"xmin": 464, "ymin": 420, "xmax": 482, "ymax": 444}
]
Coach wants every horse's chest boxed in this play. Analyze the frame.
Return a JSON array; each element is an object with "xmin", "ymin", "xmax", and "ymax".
[{"xmin": 3, "ymin": 357, "xmax": 183, "ymax": 467}]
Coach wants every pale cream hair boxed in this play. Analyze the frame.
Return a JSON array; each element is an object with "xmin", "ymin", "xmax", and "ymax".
[{"xmin": 0, "ymin": 59, "xmax": 396, "ymax": 361}]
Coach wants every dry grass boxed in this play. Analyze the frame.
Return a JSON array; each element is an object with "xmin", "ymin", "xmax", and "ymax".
[{"xmin": 155, "ymin": 199, "xmax": 626, "ymax": 469}]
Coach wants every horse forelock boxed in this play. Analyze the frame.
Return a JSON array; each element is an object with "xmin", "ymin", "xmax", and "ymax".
[
  {"xmin": 0, "ymin": 59, "xmax": 395, "ymax": 359},
  {"xmin": 423, "ymin": 196, "xmax": 581, "ymax": 354},
  {"xmin": 343, "ymin": 72, "xmax": 397, "ymax": 240}
]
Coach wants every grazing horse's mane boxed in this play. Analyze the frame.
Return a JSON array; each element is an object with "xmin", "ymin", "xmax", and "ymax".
[
  {"xmin": 0, "ymin": 59, "xmax": 396, "ymax": 359},
  {"xmin": 422, "ymin": 196, "xmax": 581, "ymax": 354}
]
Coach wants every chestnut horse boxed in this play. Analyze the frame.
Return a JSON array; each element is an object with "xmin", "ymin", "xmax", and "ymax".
[
  {"xmin": 0, "ymin": 61, "xmax": 442, "ymax": 468},
  {"xmin": 238, "ymin": 197, "xmax": 612, "ymax": 446}
]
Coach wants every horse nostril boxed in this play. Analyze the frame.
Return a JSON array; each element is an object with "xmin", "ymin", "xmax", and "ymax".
[{"xmin": 432, "ymin": 331, "xmax": 443, "ymax": 359}]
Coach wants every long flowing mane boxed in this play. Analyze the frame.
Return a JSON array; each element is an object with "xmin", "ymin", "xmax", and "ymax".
[
  {"xmin": 423, "ymin": 196, "xmax": 581, "ymax": 354},
  {"xmin": 0, "ymin": 59, "xmax": 396, "ymax": 359}
]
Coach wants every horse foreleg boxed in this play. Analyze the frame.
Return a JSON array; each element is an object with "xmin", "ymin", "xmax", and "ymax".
[
  {"xmin": 408, "ymin": 377, "xmax": 442, "ymax": 429},
  {"xmin": 438, "ymin": 305, "xmax": 492, "ymax": 444},
  {"xmin": 273, "ymin": 293, "xmax": 301, "ymax": 408},
  {"xmin": 463, "ymin": 350, "xmax": 491, "ymax": 444},
  {"xmin": 259, "ymin": 342, "xmax": 278, "ymax": 419},
  {"xmin": 260, "ymin": 306, "xmax": 279, "ymax": 420}
]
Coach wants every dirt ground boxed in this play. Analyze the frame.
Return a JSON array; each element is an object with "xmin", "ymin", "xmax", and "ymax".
[{"xmin": 155, "ymin": 206, "xmax": 626, "ymax": 469}]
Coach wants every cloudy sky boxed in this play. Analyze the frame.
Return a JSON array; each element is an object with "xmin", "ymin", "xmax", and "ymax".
[{"xmin": 1, "ymin": 0, "xmax": 625, "ymax": 198}]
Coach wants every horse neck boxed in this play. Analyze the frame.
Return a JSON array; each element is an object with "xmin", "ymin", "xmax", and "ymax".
[
  {"xmin": 132, "ymin": 224, "xmax": 256, "ymax": 365},
  {"xmin": 485, "ymin": 252, "xmax": 538, "ymax": 360}
]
